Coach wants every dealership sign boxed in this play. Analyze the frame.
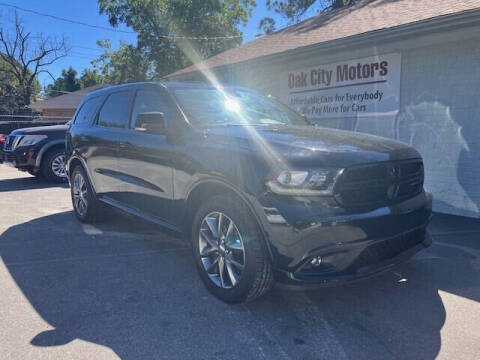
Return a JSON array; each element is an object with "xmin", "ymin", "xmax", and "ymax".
[{"xmin": 280, "ymin": 53, "xmax": 401, "ymax": 119}]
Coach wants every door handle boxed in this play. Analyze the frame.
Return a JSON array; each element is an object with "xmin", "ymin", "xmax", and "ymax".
[{"xmin": 119, "ymin": 141, "xmax": 130, "ymax": 149}]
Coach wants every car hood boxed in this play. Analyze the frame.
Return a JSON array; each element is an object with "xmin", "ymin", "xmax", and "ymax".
[
  {"xmin": 11, "ymin": 124, "xmax": 68, "ymax": 136},
  {"xmin": 202, "ymin": 125, "xmax": 420, "ymax": 168}
]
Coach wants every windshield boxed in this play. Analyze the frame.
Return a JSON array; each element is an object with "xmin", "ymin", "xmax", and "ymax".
[{"xmin": 173, "ymin": 88, "xmax": 310, "ymax": 127}]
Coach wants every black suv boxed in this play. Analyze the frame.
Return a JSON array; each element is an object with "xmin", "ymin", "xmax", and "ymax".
[
  {"xmin": 3, "ymin": 124, "xmax": 68, "ymax": 181},
  {"xmin": 66, "ymin": 82, "xmax": 432, "ymax": 303}
]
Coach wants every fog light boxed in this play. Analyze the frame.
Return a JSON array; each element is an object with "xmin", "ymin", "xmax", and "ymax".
[{"xmin": 310, "ymin": 256, "xmax": 322, "ymax": 267}]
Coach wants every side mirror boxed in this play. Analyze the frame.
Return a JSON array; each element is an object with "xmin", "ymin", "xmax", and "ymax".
[{"xmin": 135, "ymin": 112, "xmax": 165, "ymax": 134}]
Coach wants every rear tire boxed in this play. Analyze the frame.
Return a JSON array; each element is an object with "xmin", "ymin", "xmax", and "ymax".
[
  {"xmin": 70, "ymin": 166, "xmax": 104, "ymax": 223},
  {"xmin": 42, "ymin": 148, "xmax": 67, "ymax": 182},
  {"xmin": 191, "ymin": 195, "xmax": 273, "ymax": 303}
]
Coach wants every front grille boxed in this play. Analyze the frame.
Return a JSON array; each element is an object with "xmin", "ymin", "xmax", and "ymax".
[
  {"xmin": 4, "ymin": 152, "xmax": 16, "ymax": 162},
  {"xmin": 4, "ymin": 135, "xmax": 17, "ymax": 151},
  {"xmin": 351, "ymin": 228, "xmax": 426, "ymax": 270},
  {"xmin": 336, "ymin": 160, "xmax": 424, "ymax": 207}
]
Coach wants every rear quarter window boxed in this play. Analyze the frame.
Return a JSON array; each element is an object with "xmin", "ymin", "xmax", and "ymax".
[{"xmin": 74, "ymin": 96, "xmax": 102, "ymax": 126}]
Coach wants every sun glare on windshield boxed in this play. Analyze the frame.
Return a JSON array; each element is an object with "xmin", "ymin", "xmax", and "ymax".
[{"xmin": 224, "ymin": 98, "xmax": 241, "ymax": 113}]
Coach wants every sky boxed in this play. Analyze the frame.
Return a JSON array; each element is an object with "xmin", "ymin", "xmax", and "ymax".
[{"xmin": 0, "ymin": 0, "xmax": 289, "ymax": 88}]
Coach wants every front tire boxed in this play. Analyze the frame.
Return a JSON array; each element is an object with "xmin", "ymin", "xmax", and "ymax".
[
  {"xmin": 191, "ymin": 195, "xmax": 273, "ymax": 303},
  {"xmin": 42, "ymin": 148, "xmax": 67, "ymax": 182},
  {"xmin": 70, "ymin": 166, "xmax": 104, "ymax": 223}
]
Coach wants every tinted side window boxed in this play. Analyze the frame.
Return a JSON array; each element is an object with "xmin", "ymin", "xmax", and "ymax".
[
  {"xmin": 131, "ymin": 90, "xmax": 169, "ymax": 128},
  {"xmin": 74, "ymin": 96, "xmax": 102, "ymax": 125},
  {"xmin": 97, "ymin": 91, "xmax": 131, "ymax": 128}
]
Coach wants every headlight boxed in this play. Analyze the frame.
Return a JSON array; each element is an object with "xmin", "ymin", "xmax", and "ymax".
[
  {"xmin": 15, "ymin": 135, "xmax": 48, "ymax": 148},
  {"xmin": 267, "ymin": 168, "xmax": 343, "ymax": 196},
  {"xmin": 276, "ymin": 170, "xmax": 309, "ymax": 186}
]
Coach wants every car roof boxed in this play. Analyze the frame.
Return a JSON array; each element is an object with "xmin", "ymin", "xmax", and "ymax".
[
  {"xmin": 82, "ymin": 81, "xmax": 253, "ymax": 101},
  {"xmin": 162, "ymin": 81, "xmax": 253, "ymax": 93}
]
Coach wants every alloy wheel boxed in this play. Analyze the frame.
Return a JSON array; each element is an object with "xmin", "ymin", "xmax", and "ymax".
[
  {"xmin": 51, "ymin": 154, "xmax": 67, "ymax": 178},
  {"xmin": 72, "ymin": 172, "xmax": 88, "ymax": 217},
  {"xmin": 198, "ymin": 211, "xmax": 245, "ymax": 289}
]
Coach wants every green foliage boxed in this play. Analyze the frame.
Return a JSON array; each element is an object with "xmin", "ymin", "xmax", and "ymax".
[
  {"xmin": 91, "ymin": 39, "xmax": 152, "ymax": 84},
  {"xmin": 98, "ymin": 0, "xmax": 256, "ymax": 77},
  {"xmin": 45, "ymin": 67, "xmax": 105, "ymax": 98},
  {"xmin": 259, "ymin": 17, "xmax": 276, "ymax": 35},
  {"xmin": 46, "ymin": 67, "xmax": 82, "ymax": 98},
  {"xmin": 267, "ymin": 0, "xmax": 316, "ymax": 23},
  {"xmin": 0, "ymin": 58, "xmax": 22, "ymax": 113},
  {"xmin": 260, "ymin": 0, "xmax": 357, "ymax": 32},
  {"xmin": 0, "ymin": 57, "xmax": 40, "ymax": 113},
  {"xmin": 80, "ymin": 69, "xmax": 104, "ymax": 88}
]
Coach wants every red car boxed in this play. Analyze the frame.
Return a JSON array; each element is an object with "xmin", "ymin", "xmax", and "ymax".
[{"xmin": 0, "ymin": 134, "xmax": 5, "ymax": 164}]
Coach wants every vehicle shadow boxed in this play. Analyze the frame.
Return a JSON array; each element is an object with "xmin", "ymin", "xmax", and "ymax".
[
  {"xmin": 0, "ymin": 211, "xmax": 478, "ymax": 359},
  {"xmin": 0, "ymin": 173, "xmax": 68, "ymax": 192}
]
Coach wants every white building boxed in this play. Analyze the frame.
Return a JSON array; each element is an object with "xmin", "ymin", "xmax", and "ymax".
[{"xmin": 168, "ymin": 0, "xmax": 480, "ymax": 218}]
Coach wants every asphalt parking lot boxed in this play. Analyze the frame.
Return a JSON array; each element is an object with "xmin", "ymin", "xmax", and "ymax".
[{"xmin": 0, "ymin": 165, "xmax": 479, "ymax": 360}]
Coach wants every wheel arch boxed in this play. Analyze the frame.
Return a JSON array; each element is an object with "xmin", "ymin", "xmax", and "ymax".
[
  {"xmin": 67, "ymin": 155, "xmax": 97, "ymax": 193},
  {"xmin": 34, "ymin": 140, "xmax": 65, "ymax": 169},
  {"xmin": 185, "ymin": 179, "xmax": 274, "ymax": 262},
  {"xmin": 68, "ymin": 157, "xmax": 83, "ymax": 177}
]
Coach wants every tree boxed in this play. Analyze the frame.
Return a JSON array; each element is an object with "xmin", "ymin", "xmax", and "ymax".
[
  {"xmin": 259, "ymin": 17, "xmax": 277, "ymax": 35},
  {"xmin": 0, "ymin": 58, "xmax": 23, "ymax": 112},
  {"xmin": 0, "ymin": 12, "xmax": 67, "ymax": 106},
  {"xmin": 45, "ymin": 67, "xmax": 104, "ymax": 99},
  {"xmin": 80, "ymin": 68, "xmax": 104, "ymax": 88},
  {"xmin": 98, "ymin": 0, "xmax": 256, "ymax": 77},
  {"xmin": 91, "ymin": 39, "xmax": 152, "ymax": 84},
  {"xmin": 0, "ymin": 57, "xmax": 41, "ymax": 113},
  {"xmin": 259, "ymin": 0, "xmax": 357, "ymax": 33},
  {"xmin": 46, "ymin": 67, "xmax": 81, "ymax": 98}
]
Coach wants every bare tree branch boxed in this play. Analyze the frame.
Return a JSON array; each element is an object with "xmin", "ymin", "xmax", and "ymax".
[
  {"xmin": 0, "ymin": 11, "xmax": 68, "ymax": 105},
  {"xmin": 36, "ymin": 69, "xmax": 56, "ymax": 82}
]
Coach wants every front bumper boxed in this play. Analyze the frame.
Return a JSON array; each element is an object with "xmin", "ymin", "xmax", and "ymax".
[
  {"xmin": 256, "ymin": 191, "xmax": 433, "ymax": 286},
  {"xmin": 2, "ymin": 147, "xmax": 40, "ymax": 172}
]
